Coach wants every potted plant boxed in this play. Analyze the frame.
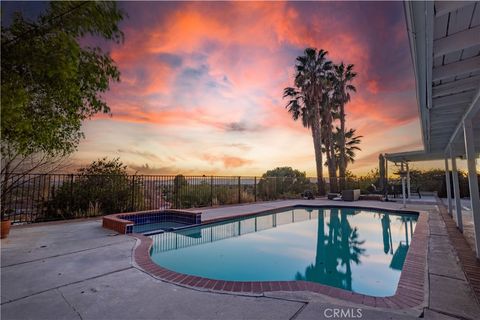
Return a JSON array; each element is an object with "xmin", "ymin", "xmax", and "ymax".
[{"xmin": 1, "ymin": 211, "xmax": 11, "ymax": 239}]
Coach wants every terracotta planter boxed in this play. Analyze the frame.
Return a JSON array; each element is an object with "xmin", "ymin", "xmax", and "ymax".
[{"xmin": 1, "ymin": 220, "xmax": 11, "ymax": 239}]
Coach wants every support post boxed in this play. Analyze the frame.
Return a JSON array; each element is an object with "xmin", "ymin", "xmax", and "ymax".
[
  {"xmin": 406, "ymin": 162, "xmax": 411, "ymax": 199},
  {"xmin": 451, "ymin": 147, "xmax": 463, "ymax": 232},
  {"xmin": 379, "ymin": 154, "xmax": 385, "ymax": 190},
  {"xmin": 385, "ymin": 159, "xmax": 389, "ymax": 200},
  {"xmin": 463, "ymin": 119, "xmax": 480, "ymax": 257},
  {"xmin": 401, "ymin": 162, "xmax": 406, "ymax": 208},
  {"xmin": 444, "ymin": 158, "xmax": 453, "ymax": 215}
]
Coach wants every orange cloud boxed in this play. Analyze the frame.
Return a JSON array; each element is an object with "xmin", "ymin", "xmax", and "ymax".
[
  {"xmin": 202, "ymin": 154, "xmax": 252, "ymax": 169},
  {"xmin": 71, "ymin": 1, "xmax": 421, "ymax": 175}
]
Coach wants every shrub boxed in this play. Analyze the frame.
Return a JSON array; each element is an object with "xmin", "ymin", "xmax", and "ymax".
[
  {"xmin": 46, "ymin": 158, "xmax": 144, "ymax": 220},
  {"xmin": 257, "ymin": 167, "xmax": 315, "ymax": 200}
]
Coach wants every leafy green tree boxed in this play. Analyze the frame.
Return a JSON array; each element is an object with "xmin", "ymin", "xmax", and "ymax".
[
  {"xmin": 173, "ymin": 174, "xmax": 188, "ymax": 190},
  {"xmin": 284, "ymin": 48, "xmax": 332, "ymax": 195},
  {"xmin": 258, "ymin": 167, "xmax": 313, "ymax": 200},
  {"xmin": 1, "ymin": 1, "xmax": 125, "ymax": 215},
  {"xmin": 48, "ymin": 158, "xmax": 143, "ymax": 220},
  {"xmin": 405, "ymin": 168, "xmax": 472, "ymax": 198}
]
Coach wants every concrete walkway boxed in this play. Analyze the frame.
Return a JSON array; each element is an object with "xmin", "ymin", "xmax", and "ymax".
[{"xmin": 1, "ymin": 199, "xmax": 479, "ymax": 320}]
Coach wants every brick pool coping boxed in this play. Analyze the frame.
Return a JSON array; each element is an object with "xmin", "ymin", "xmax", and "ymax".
[
  {"xmin": 437, "ymin": 202, "xmax": 480, "ymax": 301},
  {"xmin": 132, "ymin": 207, "xmax": 428, "ymax": 309}
]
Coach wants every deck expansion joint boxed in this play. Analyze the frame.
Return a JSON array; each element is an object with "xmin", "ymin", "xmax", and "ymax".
[
  {"xmin": 289, "ymin": 302, "xmax": 309, "ymax": 320},
  {"xmin": 58, "ymin": 288, "xmax": 84, "ymax": 320},
  {"xmin": 1, "ymin": 239, "xmax": 134, "ymax": 269},
  {"xmin": 0, "ymin": 267, "xmax": 133, "ymax": 306}
]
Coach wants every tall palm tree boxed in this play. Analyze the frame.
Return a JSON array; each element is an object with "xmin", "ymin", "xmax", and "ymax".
[
  {"xmin": 284, "ymin": 48, "xmax": 332, "ymax": 195},
  {"xmin": 321, "ymin": 87, "xmax": 339, "ymax": 193},
  {"xmin": 333, "ymin": 63, "xmax": 357, "ymax": 190}
]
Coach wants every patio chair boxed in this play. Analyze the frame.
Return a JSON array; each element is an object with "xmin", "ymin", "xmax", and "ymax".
[
  {"xmin": 415, "ymin": 186, "xmax": 422, "ymax": 199},
  {"xmin": 302, "ymin": 190, "xmax": 315, "ymax": 200},
  {"xmin": 327, "ymin": 192, "xmax": 340, "ymax": 200},
  {"xmin": 366, "ymin": 184, "xmax": 384, "ymax": 195}
]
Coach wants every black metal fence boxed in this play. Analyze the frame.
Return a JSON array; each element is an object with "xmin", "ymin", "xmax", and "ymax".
[
  {"xmin": 3, "ymin": 174, "xmax": 340, "ymax": 224},
  {"xmin": 5, "ymin": 172, "xmax": 457, "ymax": 224}
]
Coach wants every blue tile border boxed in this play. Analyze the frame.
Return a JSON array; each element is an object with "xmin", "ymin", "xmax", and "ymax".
[{"xmin": 103, "ymin": 209, "xmax": 202, "ymax": 234}]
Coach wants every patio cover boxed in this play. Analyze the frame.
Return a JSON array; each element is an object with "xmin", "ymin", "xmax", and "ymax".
[{"xmin": 386, "ymin": 1, "xmax": 480, "ymax": 163}]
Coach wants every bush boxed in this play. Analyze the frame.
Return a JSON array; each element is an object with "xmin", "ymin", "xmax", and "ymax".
[
  {"xmin": 257, "ymin": 167, "xmax": 315, "ymax": 200},
  {"xmin": 46, "ymin": 158, "xmax": 144, "ymax": 220},
  {"xmin": 408, "ymin": 169, "xmax": 472, "ymax": 198}
]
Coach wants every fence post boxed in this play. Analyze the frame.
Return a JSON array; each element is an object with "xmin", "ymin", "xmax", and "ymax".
[
  {"xmin": 131, "ymin": 175, "xmax": 136, "ymax": 211},
  {"xmin": 238, "ymin": 176, "xmax": 241, "ymax": 204},
  {"xmin": 254, "ymin": 177, "xmax": 257, "ymax": 202},
  {"xmin": 174, "ymin": 180, "xmax": 178, "ymax": 209},
  {"xmin": 69, "ymin": 174, "xmax": 74, "ymax": 216},
  {"xmin": 210, "ymin": 176, "xmax": 213, "ymax": 207}
]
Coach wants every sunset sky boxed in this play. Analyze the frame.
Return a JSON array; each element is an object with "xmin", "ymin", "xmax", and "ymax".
[{"xmin": 5, "ymin": 1, "xmax": 439, "ymax": 176}]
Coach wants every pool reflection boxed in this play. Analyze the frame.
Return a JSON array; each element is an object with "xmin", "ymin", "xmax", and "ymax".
[
  {"xmin": 295, "ymin": 208, "xmax": 365, "ymax": 291},
  {"xmin": 150, "ymin": 207, "xmax": 417, "ymax": 295},
  {"xmin": 294, "ymin": 209, "xmax": 416, "ymax": 290}
]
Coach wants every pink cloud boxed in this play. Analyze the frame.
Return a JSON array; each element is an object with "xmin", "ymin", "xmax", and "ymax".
[
  {"xmin": 202, "ymin": 154, "xmax": 252, "ymax": 169},
  {"xmin": 73, "ymin": 1, "xmax": 420, "ymax": 175}
]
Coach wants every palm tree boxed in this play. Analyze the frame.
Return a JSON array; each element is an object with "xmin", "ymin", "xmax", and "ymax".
[
  {"xmin": 332, "ymin": 128, "xmax": 362, "ymax": 171},
  {"xmin": 333, "ymin": 63, "xmax": 357, "ymax": 190},
  {"xmin": 334, "ymin": 128, "xmax": 363, "ymax": 168},
  {"xmin": 321, "ymin": 87, "xmax": 339, "ymax": 192},
  {"xmin": 284, "ymin": 48, "xmax": 332, "ymax": 195}
]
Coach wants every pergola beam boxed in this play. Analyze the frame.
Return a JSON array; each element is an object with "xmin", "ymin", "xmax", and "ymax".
[
  {"xmin": 435, "ymin": 1, "xmax": 472, "ymax": 17},
  {"xmin": 432, "ymin": 56, "xmax": 480, "ymax": 82},
  {"xmin": 432, "ymin": 76, "xmax": 480, "ymax": 98},
  {"xmin": 446, "ymin": 86, "xmax": 480, "ymax": 152},
  {"xmin": 433, "ymin": 26, "xmax": 480, "ymax": 57}
]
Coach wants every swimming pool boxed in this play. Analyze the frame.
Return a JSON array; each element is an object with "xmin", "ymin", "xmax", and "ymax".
[{"xmin": 149, "ymin": 207, "xmax": 418, "ymax": 297}]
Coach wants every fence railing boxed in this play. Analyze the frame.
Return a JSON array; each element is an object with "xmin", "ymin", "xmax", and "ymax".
[
  {"xmin": 3, "ymin": 172, "xmax": 459, "ymax": 224},
  {"xmin": 3, "ymin": 174, "xmax": 341, "ymax": 224}
]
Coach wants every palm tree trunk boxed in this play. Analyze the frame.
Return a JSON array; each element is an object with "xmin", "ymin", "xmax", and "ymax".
[
  {"xmin": 338, "ymin": 103, "xmax": 347, "ymax": 191},
  {"xmin": 329, "ymin": 137, "xmax": 338, "ymax": 192},
  {"xmin": 327, "ymin": 131, "xmax": 338, "ymax": 193},
  {"xmin": 311, "ymin": 118, "xmax": 325, "ymax": 196},
  {"xmin": 323, "ymin": 113, "xmax": 338, "ymax": 193}
]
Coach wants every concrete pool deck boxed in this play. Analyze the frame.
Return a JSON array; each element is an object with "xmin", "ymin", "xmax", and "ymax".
[{"xmin": 2, "ymin": 199, "xmax": 480, "ymax": 320}]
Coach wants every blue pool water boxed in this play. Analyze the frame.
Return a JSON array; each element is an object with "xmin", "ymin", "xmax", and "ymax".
[{"xmin": 149, "ymin": 207, "xmax": 418, "ymax": 297}]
